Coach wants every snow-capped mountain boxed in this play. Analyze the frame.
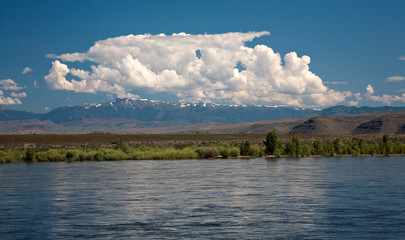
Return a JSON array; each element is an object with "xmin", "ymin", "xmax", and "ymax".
[
  {"xmin": 42, "ymin": 98, "xmax": 318, "ymax": 123},
  {"xmin": 1, "ymin": 98, "xmax": 405, "ymax": 126}
]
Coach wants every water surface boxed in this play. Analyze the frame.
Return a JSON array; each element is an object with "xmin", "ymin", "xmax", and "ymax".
[{"xmin": 1, "ymin": 157, "xmax": 405, "ymax": 239}]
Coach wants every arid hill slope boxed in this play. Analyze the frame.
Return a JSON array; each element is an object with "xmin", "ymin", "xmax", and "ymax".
[
  {"xmin": 0, "ymin": 109, "xmax": 405, "ymax": 135},
  {"xmin": 289, "ymin": 110, "xmax": 405, "ymax": 135}
]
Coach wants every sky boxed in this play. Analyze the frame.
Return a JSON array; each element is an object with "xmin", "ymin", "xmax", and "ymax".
[{"xmin": 0, "ymin": 0, "xmax": 404, "ymax": 113}]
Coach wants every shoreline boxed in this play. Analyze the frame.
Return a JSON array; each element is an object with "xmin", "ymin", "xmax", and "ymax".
[
  {"xmin": 1, "ymin": 133, "xmax": 405, "ymax": 150},
  {"xmin": 1, "ymin": 133, "xmax": 404, "ymax": 164},
  {"xmin": 2, "ymin": 153, "xmax": 405, "ymax": 165}
]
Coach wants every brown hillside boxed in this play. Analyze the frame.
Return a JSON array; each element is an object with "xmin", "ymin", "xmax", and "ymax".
[
  {"xmin": 352, "ymin": 110, "xmax": 405, "ymax": 134},
  {"xmin": 290, "ymin": 110, "xmax": 405, "ymax": 135}
]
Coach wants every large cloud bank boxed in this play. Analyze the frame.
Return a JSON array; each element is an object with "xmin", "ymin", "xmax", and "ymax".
[{"xmin": 45, "ymin": 32, "xmax": 350, "ymax": 107}]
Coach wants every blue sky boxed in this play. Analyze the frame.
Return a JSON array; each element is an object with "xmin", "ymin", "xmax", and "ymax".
[{"xmin": 0, "ymin": 0, "xmax": 404, "ymax": 112}]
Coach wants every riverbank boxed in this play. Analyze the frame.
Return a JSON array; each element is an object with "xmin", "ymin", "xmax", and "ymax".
[
  {"xmin": 1, "ymin": 133, "xmax": 404, "ymax": 164},
  {"xmin": 1, "ymin": 133, "xmax": 405, "ymax": 149}
]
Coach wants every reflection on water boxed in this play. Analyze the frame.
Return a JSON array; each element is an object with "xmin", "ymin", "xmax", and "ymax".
[{"xmin": 1, "ymin": 157, "xmax": 405, "ymax": 239}]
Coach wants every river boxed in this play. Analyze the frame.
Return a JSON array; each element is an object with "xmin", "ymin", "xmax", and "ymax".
[{"xmin": 1, "ymin": 157, "xmax": 405, "ymax": 239}]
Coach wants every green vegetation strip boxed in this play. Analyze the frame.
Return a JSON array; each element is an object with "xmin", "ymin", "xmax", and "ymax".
[{"xmin": 1, "ymin": 132, "xmax": 405, "ymax": 164}]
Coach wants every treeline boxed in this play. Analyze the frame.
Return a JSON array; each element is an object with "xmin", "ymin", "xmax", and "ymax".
[
  {"xmin": 1, "ymin": 132, "xmax": 405, "ymax": 163},
  {"xmin": 263, "ymin": 131, "xmax": 405, "ymax": 158}
]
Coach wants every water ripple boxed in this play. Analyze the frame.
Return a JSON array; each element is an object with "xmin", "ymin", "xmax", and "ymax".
[{"xmin": 1, "ymin": 157, "xmax": 405, "ymax": 239}]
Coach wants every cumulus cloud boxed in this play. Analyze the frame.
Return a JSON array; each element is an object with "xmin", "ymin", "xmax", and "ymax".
[
  {"xmin": 10, "ymin": 92, "xmax": 27, "ymax": 98},
  {"xmin": 22, "ymin": 67, "xmax": 32, "ymax": 74},
  {"xmin": 0, "ymin": 79, "xmax": 23, "ymax": 90},
  {"xmin": 0, "ymin": 89, "xmax": 21, "ymax": 105},
  {"xmin": 365, "ymin": 84, "xmax": 402, "ymax": 105},
  {"xmin": 399, "ymin": 56, "xmax": 405, "ymax": 61},
  {"xmin": 0, "ymin": 79, "xmax": 25, "ymax": 105},
  {"xmin": 45, "ymin": 32, "xmax": 350, "ymax": 107},
  {"xmin": 354, "ymin": 92, "xmax": 362, "ymax": 101},
  {"xmin": 0, "ymin": 96, "xmax": 22, "ymax": 105},
  {"xmin": 386, "ymin": 76, "xmax": 405, "ymax": 82}
]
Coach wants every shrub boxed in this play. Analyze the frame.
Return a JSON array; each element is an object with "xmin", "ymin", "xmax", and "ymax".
[
  {"xmin": 65, "ymin": 150, "xmax": 80, "ymax": 161},
  {"xmin": 115, "ymin": 138, "xmax": 131, "ymax": 153},
  {"xmin": 218, "ymin": 146, "xmax": 231, "ymax": 158},
  {"xmin": 0, "ymin": 151, "xmax": 7, "ymax": 164},
  {"xmin": 250, "ymin": 144, "xmax": 264, "ymax": 157},
  {"xmin": 46, "ymin": 149, "xmax": 65, "ymax": 162},
  {"xmin": 230, "ymin": 147, "xmax": 240, "ymax": 157},
  {"xmin": 7, "ymin": 149, "xmax": 23, "ymax": 163},
  {"xmin": 104, "ymin": 150, "xmax": 127, "ymax": 161},
  {"xmin": 195, "ymin": 147, "xmax": 218, "ymax": 158}
]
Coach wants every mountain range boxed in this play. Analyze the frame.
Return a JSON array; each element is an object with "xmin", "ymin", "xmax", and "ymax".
[{"xmin": 1, "ymin": 98, "xmax": 405, "ymax": 134}]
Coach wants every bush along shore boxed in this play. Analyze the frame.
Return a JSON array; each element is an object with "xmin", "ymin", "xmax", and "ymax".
[{"xmin": 1, "ymin": 132, "xmax": 405, "ymax": 164}]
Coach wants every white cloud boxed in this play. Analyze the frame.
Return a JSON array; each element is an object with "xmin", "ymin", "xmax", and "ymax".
[
  {"xmin": 47, "ymin": 53, "xmax": 86, "ymax": 62},
  {"xmin": 22, "ymin": 67, "xmax": 32, "ymax": 74},
  {"xmin": 0, "ymin": 96, "xmax": 21, "ymax": 105},
  {"xmin": 366, "ymin": 84, "xmax": 375, "ymax": 95},
  {"xmin": 0, "ymin": 79, "xmax": 23, "ymax": 90},
  {"xmin": 365, "ymin": 84, "xmax": 401, "ymax": 105},
  {"xmin": 326, "ymin": 81, "xmax": 348, "ymax": 84},
  {"xmin": 33, "ymin": 80, "xmax": 39, "ymax": 88},
  {"xmin": 44, "ymin": 106, "xmax": 50, "ymax": 111},
  {"xmin": 0, "ymin": 79, "xmax": 25, "ymax": 105},
  {"xmin": 386, "ymin": 76, "xmax": 405, "ymax": 82},
  {"xmin": 10, "ymin": 92, "xmax": 27, "ymax": 98},
  {"xmin": 399, "ymin": 56, "xmax": 405, "ymax": 61},
  {"xmin": 354, "ymin": 92, "xmax": 362, "ymax": 101},
  {"xmin": 45, "ymin": 32, "xmax": 349, "ymax": 107}
]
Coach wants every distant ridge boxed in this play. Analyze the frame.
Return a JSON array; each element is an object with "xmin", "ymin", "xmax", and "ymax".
[
  {"xmin": 1, "ymin": 98, "xmax": 405, "ymax": 134},
  {"xmin": 3, "ymin": 98, "xmax": 319, "ymax": 124},
  {"xmin": 0, "ymin": 107, "xmax": 42, "ymax": 121},
  {"xmin": 2, "ymin": 98, "xmax": 405, "ymax": 123}
]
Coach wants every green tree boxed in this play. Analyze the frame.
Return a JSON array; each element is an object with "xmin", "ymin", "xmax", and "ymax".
[
  {"xmin": 357, "ymin": 138, "xmax": 367, "ymax": 154},
  {"xmin": 292, "ymin": 136, "xmax": 303, "ymax": 157},
  {"xmin": 322, "ymin": 141, "xmax": 334, "ymax": 157},
  {"xmin": 333, "ymin": 138, "xmax": 343, "ymax": 156},
  {"xmin": 379, "ymin": 134, "xmax": 392, "ymax": 156},
  {"xmin": 239, "ymin": 141, "xmax": 251, "ymax": 156},
  {"xmin": 284, "ymin": 136, "xmax": 302, "ymax": 157},
  {"xmin": 312, "ymin": 140, "xmax": 322, "ymax": 155},
  {"xmin": 23, "ymin": 148, "xmax": 36, "ymax": 162},
  {"xmin": 263, "ymin": 130, "xmax": 281, "ymax": 155}
]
